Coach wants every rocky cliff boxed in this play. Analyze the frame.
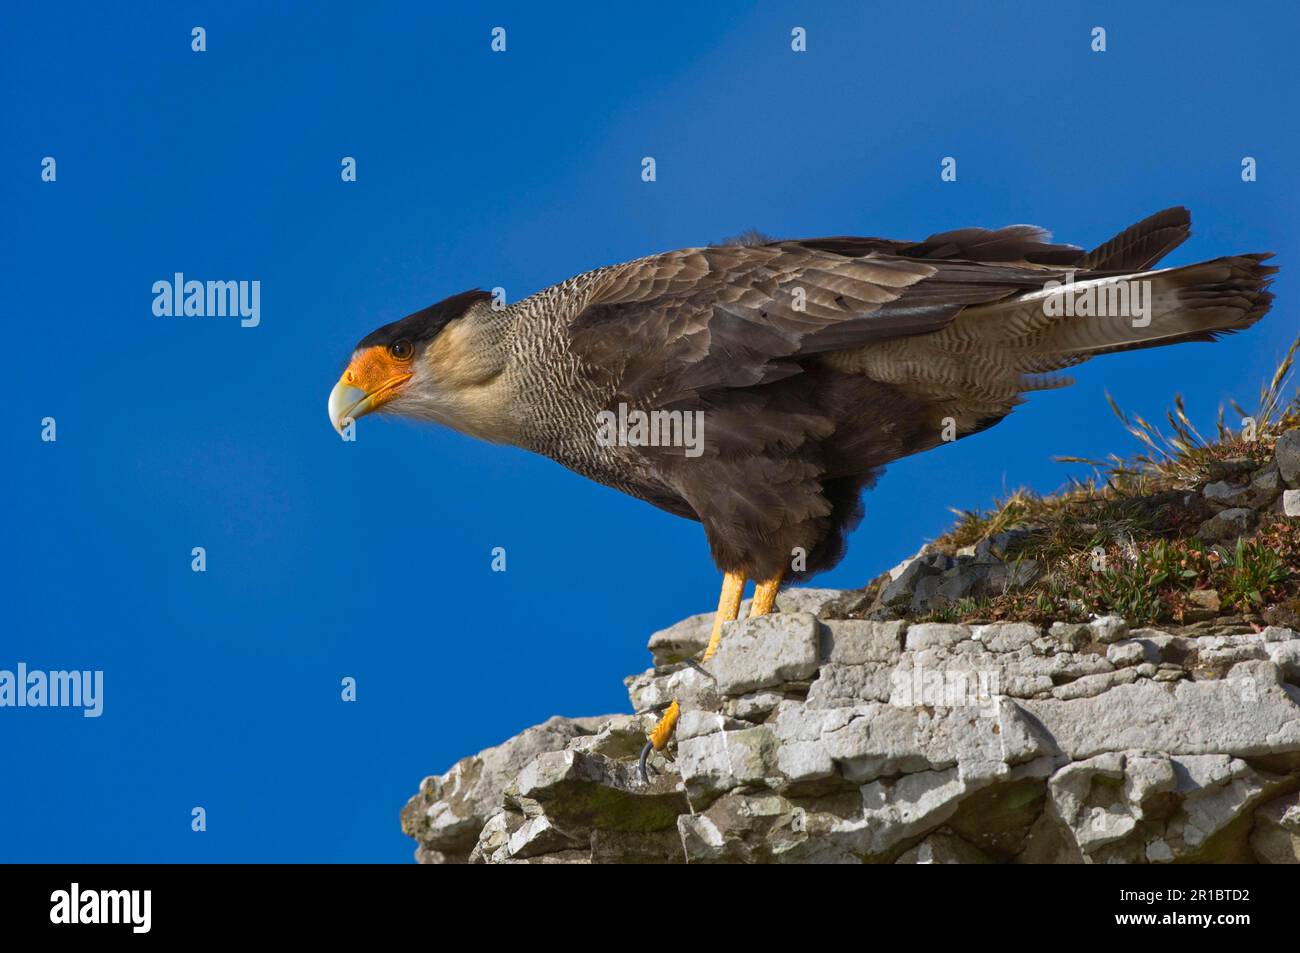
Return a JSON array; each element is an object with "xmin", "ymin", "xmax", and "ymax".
[{"xmin": 402, "ymin": 428, "xmax": 1300, "ymax": 864}]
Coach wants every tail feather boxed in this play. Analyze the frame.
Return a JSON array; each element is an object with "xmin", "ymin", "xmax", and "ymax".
[
  {"xmin": 1080, "ymin": 206, "xmax": 1192, "ymax": 271},
  {"xmin": 839, "ymin": 247, "xmax": 1277, "ymax": 444},
  {"xmin": 1026, "ymin": 253, "xmax": 1276, "ymax": 361}
]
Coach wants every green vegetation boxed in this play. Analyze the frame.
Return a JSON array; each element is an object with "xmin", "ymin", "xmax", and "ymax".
[{"xmin": 920, "ymin": 334, "xmax": 1300, "ymax": 627}]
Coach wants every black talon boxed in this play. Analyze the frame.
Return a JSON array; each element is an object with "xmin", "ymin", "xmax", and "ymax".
[
  {"xmin": 685, "ymin": 658, "xmax": 715, "ymax": 680},
  {"xmin": 638, "ymin": 740, "xmax": 657, "ymax": 783}
]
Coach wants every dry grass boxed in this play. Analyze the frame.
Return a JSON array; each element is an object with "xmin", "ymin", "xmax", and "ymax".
[{"xmin": 921, "ymin": 332, "xmax": 1300, "ymax": 627}]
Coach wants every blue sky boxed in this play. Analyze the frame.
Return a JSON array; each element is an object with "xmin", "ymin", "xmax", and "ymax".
[{"xmin": 2, "ymin": 2, "xmax": 1296, "ymax": 862}]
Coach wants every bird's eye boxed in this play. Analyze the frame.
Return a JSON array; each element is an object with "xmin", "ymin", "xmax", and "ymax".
[{"xmin": 389, "ymin": 339, "xmax": 414, "ymax": 360}]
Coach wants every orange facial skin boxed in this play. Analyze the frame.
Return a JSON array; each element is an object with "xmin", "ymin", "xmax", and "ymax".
[{"xmin": 340, "ymin": 346, "xmax": 413, "ymax": 412}]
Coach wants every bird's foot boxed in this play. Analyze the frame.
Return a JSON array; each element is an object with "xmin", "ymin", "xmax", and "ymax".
[{"xmin": 638, "ymin": 699, "xmax": 681, "ymax": 784}]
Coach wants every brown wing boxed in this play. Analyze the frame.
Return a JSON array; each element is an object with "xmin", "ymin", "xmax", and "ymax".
[{"xmin": 565, "ymin": 230, "xmax": 1079, "ymax": 408}]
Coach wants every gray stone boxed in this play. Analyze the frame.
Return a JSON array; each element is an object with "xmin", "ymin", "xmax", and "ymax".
[
  {"xmin": 678, "ymin": 725, "xmax": 777, "ymax": 797},
  {"xmin": 1042, "ymin": 750, "xmax": 1285, "ymax": 863},
  {"xmin": 821, "ymin": 619, "xmax": 905, "ymax": 664},
  {"xmin": 1183, "ymin": 588, "xmax": 1221, "ymax": 621},
  {"xmin": 1284, "ymin": 489, "xmax": 1300, "ymax": 518},
  {"xmin": 1049, "ymin": 622, "xmax": 1090, "ymax": 652},
  {"xmin": 1107, "ymin": 640, "xmax": 1152, "ymax": 668},
  {"xmin": 1251, "ymin": 791, "xmax": 1300, "ymax": 863},
  {"xmin": 1202, "ymin": 472, "xmax": 1277, "ymax": 511},
  {"xmin": 514, "ymin": 749, "xmax": 688, "ymax": 832},
  {"xmin": 725, "ymin": 691, "xmax": 784, "ymax": 722},
  {"xmin": 506, "ymin": 815, "xmax": 583, "ymax": 859},
  {"xmin": 710, "ymin": 612, "xmax": 820, "ymax": 695},
  {"xmin": 973, "ymin": 622, "xmax": 1042, "ymax": 653},
  {"xmin": 774, "ymin": 587, "xmax": 854, "ymax": 618},
  {"xmin": 905, "ymin": 623, "xmax": 971, "ymax": 651},
  {"xmin": 1276, "ymin": 430, "xmax": 1300, "ymax": 488},
  {"xmin": 1204, "ymin": 480, "xmax": 1250, "ymax": 508},
  {"xmin": 1021, "ymin": 661, "xmax": 1300, "ymax": 761},
  {"xmin": 805, "ymin": 662, "xmax": 893, "ymax": 708},
  {"xmin": 880, "ymin": 554, "xmax": 953, "ymax": 607},
  {"xmin": 646, "ymin": 612, "xmax": 713, "ymax": 666},
  {"xmin": 1090, "ymin": 615, "xmax": 1129, "ymax": 644},
  {"xmin": 1197, "ymin": 507, "xmax": 1256, "ymax": 543},
  {"xmin": 896, "ymin": 832, "xmax": 995, "ymax": 864},
  {"xmin": 974, "ymin": 529, "xmax": 1031, "ymax": 562},
  {"xmin": 625, "ymin": 663, "xmax": 718, "ymax": 715},
  {"xmin": 1050, "ymin": 667, "xmax": 1138, "ymax": 700},
  {"xmin": 400, "ymin": 715, "xmax": 605, "ymax": 862},
  {"xmin": 406, "ymin": 595, "xmax": 1300, "ymax": 864}
]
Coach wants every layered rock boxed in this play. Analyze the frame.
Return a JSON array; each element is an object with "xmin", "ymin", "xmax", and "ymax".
[{"xmin": 402, "ymin": 593, "xmax": 1300, "ymax": 864}]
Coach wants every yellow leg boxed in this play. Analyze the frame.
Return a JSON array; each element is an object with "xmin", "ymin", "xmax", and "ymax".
[
  {"xmin": 700, "ymin": 570, "xmax": 747, "ymax": 663},
  {"xmin": 641, "ymin": 571, "xmax": 748, "ymax": 779},
  {"xmin": 648, "ymin": 700, "xmax": 680, "ymax": 750},
  {"xmin": 749, "ymin": 571, "xmax": 784, "ymax": 617}
]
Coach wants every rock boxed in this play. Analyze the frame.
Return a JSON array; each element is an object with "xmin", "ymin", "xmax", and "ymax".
[
  {"xmin": 773, "ymin": 587, "xmax": 856, "ymax": 618},
  {"xmin": 1051, "ymin": 667, "xmax": 1138, "ymax": 700},
  {"xmin": 821, "ymin": 619, "xmax": 905, "ymax": 664},
  {"xmin": 625, "ymin": 663, "xmax": 718, "ymax": 715},
  {"xmin": 1196, "ymin": 507, "xmax": 1256, "ymax": 543},
  {"xmin": 678, "ymin": 725, "xmax": 778, "ymax": 797},
  {"xmin": 904, "ymin": 622, "xmax": 971, "ymax": 651},
  {"xmin": 405, "ymin": 597, "xmax": 1300, "ymax": 864},
  {"xmin": 804, "ymin": 662, "xmax": 893, "ymax": 708},
  {"xmin": 1276, "ymin": 430, "xmax": 1300, "ymax": 488},
  {"xmin": 646, "ymin": 613, "xmax": 713, "ymax": 666},
  {"xmin": 1249, "ymin": 465, "xmax": 1284, "ymax": 507},
  {"xmin": 1049, "ymin": 622, "xmax": 1090, "ymax": 652},
  {"xmin": 1089, "ymin": 615, "xmax": 1129, "ymax": 644},
  {"xmin": 876, "ymin": 546, "xmax": 1039, "ymax": 617},
  {"xmin": 1205, "ymin": 467, "xmax": 1283, "ymax": 511},
  {"xmin": 400, "ymin": 715, "xmax": 606, "ymax": 863},
  {"xmin": 725, "ymin": 691, "xmax": 784, "ymax": 721},
  {"xmin": 647, "ymin": 588, "xmax": 859, "ymax": 665},
  {"xmin": 1204, "ymin": 457, "xmax": 1258, "ymax": 482},
  {"xmin": 1020, "ymin": 661, "xmax": 1300, "ymax": 761},
  {"xmin": 710, "ymin": 612, "xmax": 820, "ymax": 696},
  {"xmin": 1041, "ymin": 750, "xmax": 1287, "ymax": 863},
  {"xmin": 895, "ymin": 833, "xmax": 994, "ymax": 864},
  {"xmin": 513, "ymin": 748, "xmax": 688, "ymax": 833},
  {"xmin": 974, "ymin": 529, "xmax": 1031, "ymax": 562},
  {"xmin": 1284, "ymin": 489, "xmax": 1300, "ymax": 518},
  {"xmin": 1251, "ymin": 791, "xmax": 1300, "ymax": 863},
  {"xmin": 1203, "ymin": 480, "xmax": 1250, "ymax": 508},
  {"xmin": 1183, "ymin": 588, "xmax": 1221, "ymax": 621},
  {"xmin": 879, "ymin": 554, "xmax": 953, "ymax": 608},
  {"xmin": 973, "ymin": 622, "xmax": 1041, "ymax": 653},
  {"xmin": 1106, "ymin": 640, "xmax": 1151, "ymax": 668},
  {"xmin": 506, "ymin": 815, "xmax": 583, "ymax": 859}
]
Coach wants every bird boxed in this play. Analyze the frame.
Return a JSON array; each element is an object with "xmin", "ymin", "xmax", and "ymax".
[{"xmin": 327, "ymin": 207, "xmax": 1275, "ymax": 778}]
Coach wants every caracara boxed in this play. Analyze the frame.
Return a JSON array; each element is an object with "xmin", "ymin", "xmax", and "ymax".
[{"xmin": 328, "ymin": 207, "xmax": 1275, "ymax": 775}]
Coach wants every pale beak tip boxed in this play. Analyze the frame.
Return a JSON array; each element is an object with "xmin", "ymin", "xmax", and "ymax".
[{"xmin": 328, "ymin": 380, "xmax": 367, "ymax": 438}]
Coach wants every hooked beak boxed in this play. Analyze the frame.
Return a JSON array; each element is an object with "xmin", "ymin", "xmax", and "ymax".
[
  {"xmin": 327, "ymin": 347, "xmax": 413, "ymax": 436},
  {"xmin": 327, "ymin": 379, "xmax": 370, "ymax": 436}
]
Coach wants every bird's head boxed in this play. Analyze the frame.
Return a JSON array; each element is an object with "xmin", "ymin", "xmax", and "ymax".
[{"xmin": 327, "ymin": 289, "xmax": 508, "ymax": 438}]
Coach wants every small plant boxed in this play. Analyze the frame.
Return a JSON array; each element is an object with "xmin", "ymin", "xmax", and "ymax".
[
  {"xmin": 1215, "ymin": 537, "xmax": 1291, "ymax": 612},
  {"xmin": 1079, "ymin": 540, "xmax": 1194, "ymax": 625}
]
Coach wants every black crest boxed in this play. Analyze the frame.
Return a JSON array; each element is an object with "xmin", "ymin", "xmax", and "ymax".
[{"xmin": 356, "ymin": 289, "xmax": 491, "ymax": 350}]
